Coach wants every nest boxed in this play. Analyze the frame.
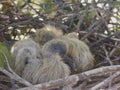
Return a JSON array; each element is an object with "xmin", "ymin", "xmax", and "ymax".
[{"xmin": 0, "ymin": 0, "xmax": 120, "ymax": 90}]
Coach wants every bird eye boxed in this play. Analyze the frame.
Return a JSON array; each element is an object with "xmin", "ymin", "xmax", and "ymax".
[
  {"xmin": 36, "ymin": 56, "xmax": 40, "ymax": 59},
  {"xmin": 25, "ymin": 58, "xmax": 28, "ymax": 64}
]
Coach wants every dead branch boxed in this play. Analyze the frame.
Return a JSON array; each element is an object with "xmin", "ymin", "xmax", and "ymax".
[
  {"xmin": 90, "ymin": 71, "xmax": 120, "ymax": 90},
  {"xmin": 17, "ymin": 65, "xmax": 120, "ymax": 90},
  {"xmin": 0, "ymin": 51, "xmax": 40, "ymax": 90},
  {"xmin": 107, "ymin": 82, "xmax": 120, "ymax": 90},
  {"xmin": 0, "ymin": 51, "xmax": 33, "ymax": 87}
]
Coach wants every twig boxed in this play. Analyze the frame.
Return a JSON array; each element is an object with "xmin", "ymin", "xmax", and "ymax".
[
  {"xmin": 79, "ymin": 31, "xmax": 120, "ymax": 42},
  {"xmin": 90, "ymin": 71, "xmax": 120, "ymax": 90},
  {"xmin": 103, "ymin": 46, "xmax": 113, "ymax": 88},
  {"xmin": 0, "ymin": 19, "xmax": 31, "ymax": 32},
  {"xmin": 23, "ymin": 0, "xmax": 41, "ymax": 17},
  {"xmin": 109, "ymin": 41, "xmax": 118, "ymax": 57},
  {"xmin": 0, "ymin": 67, "xmax": 32, "ymax": 87},
  {"xmin": 107, "ymin": 82, "xmax": 120, "ymax": 90},
  {"xmin": 0, "ymin": 52, "xmax": 33, "ymax": 87},
  {"xmin": 96, "ymin": 57, "xmax": 120, "ymax": 67},
  {"xmin": 1, "ymin": 51, "xmax": 16, "ymax": 89},
  {"xmin": 103, "ymin": 46, "xmax": 113, "ymax": 65}
]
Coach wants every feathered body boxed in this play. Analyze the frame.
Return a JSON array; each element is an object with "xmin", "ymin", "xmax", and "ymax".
[
  {"xmin": 10, "ymin": 39, "xmax": 42, "ymax": 75},
  {"xmin": 42, "ymin": 32, "xmax": 94, "ymax": 73},
  {"xmin": 11, "ymin": 39, "xmax": 70, "ymax": 84},
  {"xmin": 31, "ymin": 54, "xmax": 70, "ymax": 84},
  {"xmin": 34, "ymin": 25, "xmax": 63, "ymax": 45}
]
